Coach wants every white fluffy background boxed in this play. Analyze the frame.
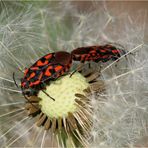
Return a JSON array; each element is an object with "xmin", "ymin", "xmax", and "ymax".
[{"xmin": 0, "ymin": 1, "xmax": 147, "ymax": 147}]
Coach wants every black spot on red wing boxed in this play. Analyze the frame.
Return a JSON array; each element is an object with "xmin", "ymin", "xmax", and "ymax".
[
  {"xmin": 24, "ymin": 69, "xmax": 31, "ymax": 79},
  {"xmin": 31, "ymin": 53, "xmax": 55, "ymax": 68},
  {"xmin": 72, "ymin": 47, "xmax": 97, "ymax": 62},
  {"xmin": 49, "ymin": 67, "xmax": 55, "ymax": 75},
  {"xmin": 40, "ymin": 57, "xmax": 46, "ymax": 62}
]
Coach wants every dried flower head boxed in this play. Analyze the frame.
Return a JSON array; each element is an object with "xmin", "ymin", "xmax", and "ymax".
[{"xmin": 24, "ymin": 66, "xmax": 104, "ymax": 147}]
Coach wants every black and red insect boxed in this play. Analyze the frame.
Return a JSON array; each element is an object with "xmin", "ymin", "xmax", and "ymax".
[
  {"xmin": 20, "ymin": 51, "xmax": 72, "ymax": 99},
  {"xmin": 71, "ymin": 44, "xmax": 126, "ymax": 63},
  {"xmin": 14, "ymin": 44, "xmax": 126, "ymax": 101}
]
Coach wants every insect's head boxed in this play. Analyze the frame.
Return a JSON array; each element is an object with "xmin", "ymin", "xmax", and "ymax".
[
  {"xmin": 21, "ymin": 78, "xmax": 38, "ymax": 97},
  {"xmin": 111, "ymin": 48, "xmax": 127, "ymax": 61},
  {"xmin": 13, "ymin": 72, "xmax": 33, "ymax": 96}
]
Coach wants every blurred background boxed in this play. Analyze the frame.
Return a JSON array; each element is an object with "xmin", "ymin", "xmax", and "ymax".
[{"xmin": 72, "ymin": 1, "xmax": 148, "ymax": 43}]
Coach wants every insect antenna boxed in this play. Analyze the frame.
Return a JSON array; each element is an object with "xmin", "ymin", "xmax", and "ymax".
[
  {"xmin": 42, "ymin": 90, "xmax": 55, "ymax": 101},
  {"xmin": 13, "ymin": 72, "xmax": 19, "ymax": 88}
]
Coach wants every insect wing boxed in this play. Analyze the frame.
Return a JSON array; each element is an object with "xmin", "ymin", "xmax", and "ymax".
[
  {"xmin": 32, "ymin": 53, "xmax": 54, "ymax": 68},
  {"xmin": 41, "ymin": 64, "xmax": 65, "ymax": 83},
  {"xmin": 72, "ymin": 46, "xmax": 98, "ymax": 62}
]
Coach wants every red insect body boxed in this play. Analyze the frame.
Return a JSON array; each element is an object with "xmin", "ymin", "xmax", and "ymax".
[
  {"xmin": 71, "ymin": 44, "xmax": 126, "ymax": 63},
  {"xmin": 21, "ymin": 51, "xmax": 72, "ymax": 93},
  {"xmin": 20, "ymin": 44, "xmax": 126, "ymax": 97}
]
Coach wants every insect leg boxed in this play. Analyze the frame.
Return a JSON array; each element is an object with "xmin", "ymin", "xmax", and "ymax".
[
  {"xmin": 39, "ymin": 82, "xmax": 55, "ymax": 101},
  {"xmin": 88, "ymin": 63, "xmax": 91, "ymax": 68},
  {"xmin": 70, "ymin": 63, "xmax": 85, "ymax": 77},
  {"xmin": 42, "ymin": 90, "xmax": 55, "ymax": 101}
]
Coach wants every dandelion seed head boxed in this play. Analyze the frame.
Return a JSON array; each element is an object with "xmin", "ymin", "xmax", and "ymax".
[{"xmin": 39, "ymin": 72, "xmax": 89, "ymax": 118}]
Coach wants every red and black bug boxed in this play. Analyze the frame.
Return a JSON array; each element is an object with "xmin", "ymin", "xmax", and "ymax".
[
  {"xmin": 14, "ymin": 44, "xmax": 126, "ymax": 102},
  {"xmin": 21, "ymin": 44, "xmax": 126, "ymax": 91},
  {"xmin": 19, "ymin": 51, "xmax": 72, "ymax": 100},
  {"xmin": 71, "ymin": 44, "xmax": 126, "ymax": 63}
]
